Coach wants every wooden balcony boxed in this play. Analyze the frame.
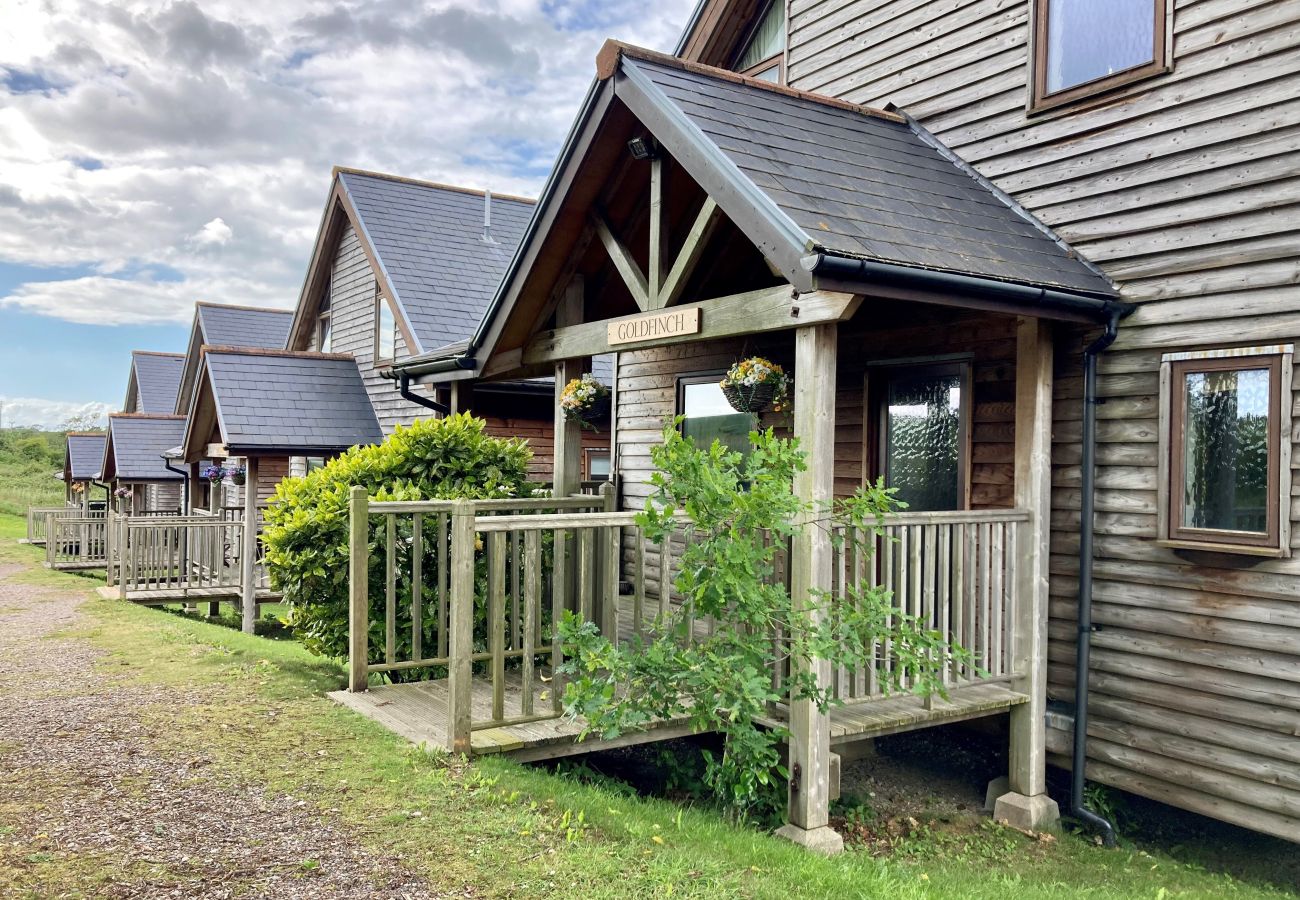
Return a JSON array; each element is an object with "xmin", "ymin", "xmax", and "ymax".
[{"xmin": 332, "ymin": 494, "xmax": 1031, "ymax": 762}]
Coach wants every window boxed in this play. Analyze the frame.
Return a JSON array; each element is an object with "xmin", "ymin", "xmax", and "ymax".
[
  {"xmin": 585, "ymin": 448, "xmax": 611, "ymax": 481},
  {"xmin": 317, "ymin": 287, "xmax": 332, "ymax": 352},
  {"xmin": 869, "ymin": 362, "xmax": 970, "ymax": 512},
  {"xmin": 1031, "ymin": 0, "xmax": 1169, "ymax": 111},
  {"xmin": 1162, "ymin": 347, "xmax": 1291, "ymax": 553},
  {"xmin": 677, "ymin": 374, "xmax": 753, "ymax": 458},
  {"xmin": 375, "ymin": 291, "xmax": 396, "ymax": 364},
  {"xmin": 735, "ymin": 0, "xmax": 785, "ymax": 84}
]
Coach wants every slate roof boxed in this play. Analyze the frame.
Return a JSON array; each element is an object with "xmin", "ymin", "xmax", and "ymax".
[
  {"xmin": 105, "ymin": 416, "xmax": 185, "ymax": 482},
  {"xmin": 623, "ymin": 53, "xmax": 1114, "ymax": 296},
  {"xmin": 339, "ymin": 171, "xmax": 536, "ymax": 353},
  {"xmin": 66, "ymin": 434, "xmax": 106, "ymax": 481},
  {"xmin": 197, "ymin": 303, "xmax": 293, "ymax": 350},
  {"xmin": 131, "ymin": 352, "xmax": 185, "ymax": 413},
  {"xmin": 203, "ymin": 350, "xmax": 383, "ymax": 453}
]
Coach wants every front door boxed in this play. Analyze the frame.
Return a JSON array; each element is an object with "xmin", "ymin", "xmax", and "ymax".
[{"xmin": 870, "ymin": 362, "xmax": 970, "ymax": 511}]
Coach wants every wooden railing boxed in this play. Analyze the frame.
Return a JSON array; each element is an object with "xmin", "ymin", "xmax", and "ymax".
[
  {"xmin": 45, "ymin": 515, "xmax": 109, "ymax": 568},
  {"xmin": 826, "ymin": 509, "xmax": 1029, "ymax": 703},
  {"xmin": 26, "ymin": 506, "xmax": 105, "ymax": 544},
  {"xmin": 347, "ymin": 488, "xmax": 620, "ymax": 750},
  {"xmin": 346, "ymin": 492, "xmax": 1030, "ymax": 753},
  {"xmin": 114, "ymin": 516, "xmax": 249, "ymax": 597}
]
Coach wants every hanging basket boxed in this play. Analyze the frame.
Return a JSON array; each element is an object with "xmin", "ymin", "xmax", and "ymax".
[
  {"xmin": 564, "ymin": 394, "xmax": 611, "ymax": 427},
  {"xmin": 231, "ymin": 472, "xmax": 247, "ymax": 486},
  {"xmin": 721, "ymin": 380, "xmax": 777, "ymax": 415}
]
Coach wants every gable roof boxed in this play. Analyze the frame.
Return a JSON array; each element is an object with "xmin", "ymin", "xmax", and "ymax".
[
  {"xmin": 408, "ymin": 43, "xmax": 1121, "ymax": 380},
  {"xmin": 126, "ymin": 351, "xmax": 185, "ymax": 414},
  {"xmin": 65, "ymin": 433, "xmax": 106, "ymax": 481},
  {"xmin": 175, "ymin": 303, "xmax": 295, "ymax": 415},
  {"xmin": 618, "ymin": 49, "xmax": 1114, "ymax": 296},
  {"xmin": 102, "ymin": 415, "xmax": 186, "ymax": 482},
  {"xmin": 288, "ymin": 169, "xmax": 537, "ymax": 358},
  {"xmin": 183, "ymin": 348, "xmax": 383, "ymax": 458},
  {"xmin": 197, "ymin": 302, "xmax": 293, "ymax": 349}
]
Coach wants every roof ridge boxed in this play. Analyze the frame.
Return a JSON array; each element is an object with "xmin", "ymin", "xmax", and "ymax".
[
  {"xmin": 131, "ymin": 350, "xmax": 185, "ymax": 359},
  {"xmin": 200, "ymin": 345, "xmax": 356, "ymax": 362},
  {"xmin": 196, "ymin": 301, "xmax": 294, "ymax": 315},
  {"xmin": 109, "ymin": 413, "xmax": 187, "ymax": 420},
  {"xmin": 596, "ymin": 40, "xmax": 905, "ymax": 124},
  {"xmin": 333, "ymin": 166, "xmax": 537, "ymax": 206},
  {"xmin": 66, "ymin": 431, "xmax": 106, "ymax": 437}
]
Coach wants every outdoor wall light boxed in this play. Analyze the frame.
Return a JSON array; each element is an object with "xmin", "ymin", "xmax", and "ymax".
[{"xmin": 627, "ymin": 136, "xmax": 656, "ymax": 160}]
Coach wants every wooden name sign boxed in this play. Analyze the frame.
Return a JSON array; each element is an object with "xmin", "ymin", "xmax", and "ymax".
[{"xmin": 607, "ymin": 308, "xmax": 701, "ymax": 346}]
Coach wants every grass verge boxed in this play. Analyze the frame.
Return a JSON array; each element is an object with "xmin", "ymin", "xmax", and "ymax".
[{"xmin": 2, "ymin": 513, "xmax": 1296, "ymax": 899}]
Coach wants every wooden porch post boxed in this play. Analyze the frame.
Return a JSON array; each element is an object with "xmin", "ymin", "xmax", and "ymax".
[
  {"xmin": 347, "ymin": 486, "xmax": 370, "ymax": 692},
  {"xmin": 776, "ymin": 322, "xmax": 843, "ymax": 855},
  {"xmin": 240, "ymin": 456, "xmax": 260, "ymax": 634},
  {"xmin": 552, "ymin": 278, "xmax": 585, "ymax": 618},
  {"xmin": 450, "ymin": 381, "xmax": 475, "ymax": 416},
  {"xmin": 993, "ymin": 317, "xmax": 1061, "ymax": 830}
]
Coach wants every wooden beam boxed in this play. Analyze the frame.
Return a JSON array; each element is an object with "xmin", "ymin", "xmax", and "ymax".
[
  {"xmin": 347, "ymin": 486, "xmax": 369, "ymax": 692},
  {"xmin": 778, "ymin": 322, "xmax": 843, "ymax": 855},
  {"xmin": 523, "ymin": 286, "xmax": 858, "ymax": 365},
  {"xmin": 659, "ymin": 197, "xmax": 722, "ymax": 308},
  {"xmin": 592, "ymin": 210, "xmax": 650, "ymax": 311},
  {"xmin": 996, "ymin": 317, "xmax": 1060, "ymax": 829},
  {"xmin": 648, "ymin": 158, "xmax": 665, "ymax": 308},
  {"xmin": 552, "ymin": 277, "xmax": 585, "ymax": 499},
  {"xmin": 240, "ymin": 456, "xmax": 260, "ymax": 635}
]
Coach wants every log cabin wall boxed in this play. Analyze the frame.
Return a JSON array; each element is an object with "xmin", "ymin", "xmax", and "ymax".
[
  {"xmin": 616, "ymin": 307, "xmax": 1020, "ymax": 508},
  {"xmin": 781, "ymin": 0, "xmax": 1300, "ymax": 840}
]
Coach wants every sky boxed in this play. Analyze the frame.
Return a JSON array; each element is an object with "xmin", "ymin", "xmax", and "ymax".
[{"xmin": 0, "ymin": 0, "xmax": 694, "ymax": 429}]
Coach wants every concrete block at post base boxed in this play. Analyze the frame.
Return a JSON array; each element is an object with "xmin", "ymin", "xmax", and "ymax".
[
  {"xmin": 774, "ymin": 823, "xmax": 845, "ymax": 856},
  {"xmin": 993, "ymin": 791, "xmax": 1061, "ymax": 831},
  {"xmin": 984, "ymin": 775, "xmax": 1010, "ymax": 812}
]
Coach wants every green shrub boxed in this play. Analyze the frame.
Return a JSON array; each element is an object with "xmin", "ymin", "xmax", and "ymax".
[
  {"xmin": 560, "ymin": 424, "xmax": 968, "ymax": 822},
  {"xmin": 262, "ymin": 414, "xmax": 532, "ymax": 665}
]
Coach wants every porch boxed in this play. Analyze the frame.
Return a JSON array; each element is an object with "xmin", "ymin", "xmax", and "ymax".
[{"xmin": 334, "ymin": 495, "xmax": 1031, "ymax": 763}]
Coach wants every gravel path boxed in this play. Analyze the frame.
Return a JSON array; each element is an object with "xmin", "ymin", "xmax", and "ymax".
[{"xmin": 0, "ymin": 564, "xmax": 438, "ymax": 899}]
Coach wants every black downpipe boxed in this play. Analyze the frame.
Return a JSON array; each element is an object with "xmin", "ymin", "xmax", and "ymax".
[
  {"xmin": 163, "ymin": 456, "xmax": 189, "ymax": 512},
  {"xmin": 399, "ymin": 371, "xmax": 451, "ymax": 415},
  {"xmin": 1073, "ymin": 310, "xmax": 1121, "ymax": 848}
]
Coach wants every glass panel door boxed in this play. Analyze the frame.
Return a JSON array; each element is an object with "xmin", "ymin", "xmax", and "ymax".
[{"xmin": 880, "ymin": 366, "xmax": 966, "ymax": 511}]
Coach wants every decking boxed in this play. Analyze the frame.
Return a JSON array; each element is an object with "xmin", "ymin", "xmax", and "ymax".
[
  {"xmin": 330, "ymin": 670, "xmax": 1026, "ymax": 762},
  {"xmin": 331, "ymin": 494, "xmax": 1033, "ymax": 763}
]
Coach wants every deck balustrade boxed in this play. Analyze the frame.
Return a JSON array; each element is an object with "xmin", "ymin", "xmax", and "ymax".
[{"xmin": 345, "ymin": 487, "xmax": 1030, "ymax": 755}]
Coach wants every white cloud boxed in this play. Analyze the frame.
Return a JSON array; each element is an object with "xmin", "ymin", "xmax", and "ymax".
[
  {"xmin": 192, "ymin": 216, "xmax": 232, "ymax": 246},
  {"xmin": 0, "ymin": 0, "xmax": 695, "ymax": 326},
  {"xmin": 0, "ymin": 396, "xmax": 113, "ymax": 430}
]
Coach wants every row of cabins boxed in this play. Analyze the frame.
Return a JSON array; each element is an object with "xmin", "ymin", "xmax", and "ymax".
[{"xmin": 29, "ymin": 0, "xmax": 1299, "ymax": 851}]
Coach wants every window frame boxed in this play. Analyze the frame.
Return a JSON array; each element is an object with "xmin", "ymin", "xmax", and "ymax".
[
  {"xmin": 374, "ymin": 288, "xmax": 397, "ymax": 366},
  {"xmin": 1029, "ymin": 0, "xmax": 1171, "ymax": 114},
  {"xmin": 732, "ymin": 0, "xmax": 787, "ymax": 85},
  {"xmin": 584, "ymin": 447, "xmax": 612, "ymax": 481},
  {"xmin": 316, "ymin": 283, "xmax": 332, "ymax": 352},
  {"xmin": 865, "ymin": 358, "xmax": 973, "ymax": 511},
  {"xmin": 1159, "ymin": 347, "xmax": 1292, "ymax": 555}
]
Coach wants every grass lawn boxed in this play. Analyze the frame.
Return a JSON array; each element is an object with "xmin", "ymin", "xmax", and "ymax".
[{"xmin": 0, "ymin": 512, "xmax": 1295, "ymax": 899}]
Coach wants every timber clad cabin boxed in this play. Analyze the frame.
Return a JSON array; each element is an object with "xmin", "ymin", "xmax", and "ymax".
[
  {"xmin": 376, "ymin": 3, "xmax": 1300, "ymax": 848},
  {"xmin": 61, "ymin": 432, "xmax": 106, "ymax": 510},
  {"xmin": 25, "ymin": 0, "xmax": 1299, "ymax": 854}
]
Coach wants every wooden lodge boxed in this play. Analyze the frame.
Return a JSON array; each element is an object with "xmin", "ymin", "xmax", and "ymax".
[{"xmin": 23, "ymin": 0, "xmax": 1299, "ymax": 852}]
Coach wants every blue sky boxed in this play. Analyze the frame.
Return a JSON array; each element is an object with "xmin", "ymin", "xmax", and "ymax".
[{"xmin": 0, "ymin": 0, "xmax": 692, "ymax": 428}]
